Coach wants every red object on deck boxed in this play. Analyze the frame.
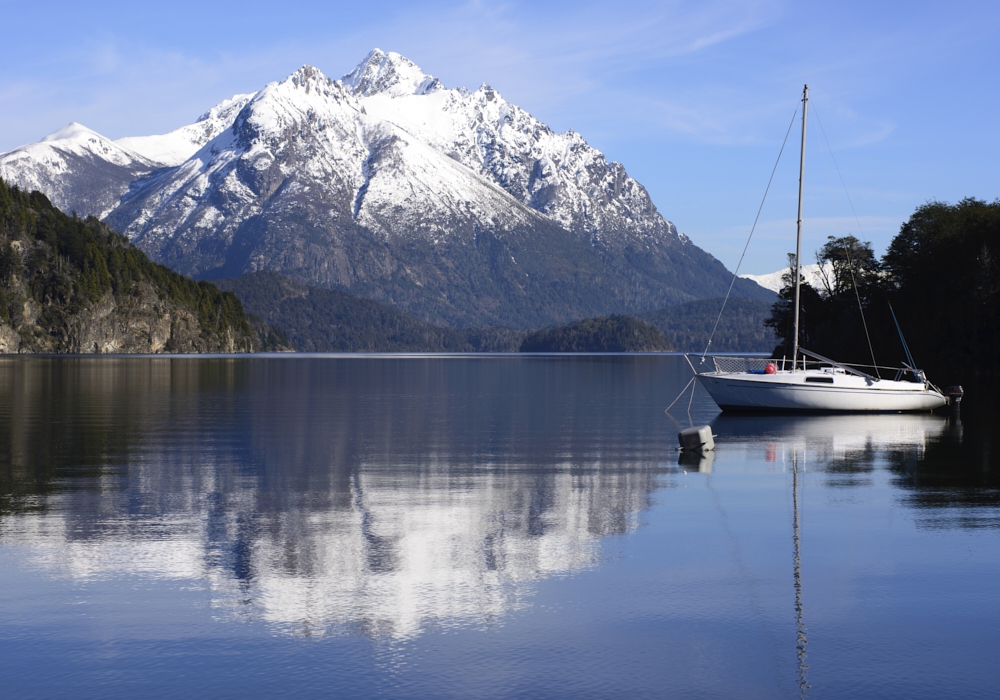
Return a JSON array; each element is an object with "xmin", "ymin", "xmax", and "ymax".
[{"xmin": 765, "ymin": 362, "xmax": 777, "ymax": 374}]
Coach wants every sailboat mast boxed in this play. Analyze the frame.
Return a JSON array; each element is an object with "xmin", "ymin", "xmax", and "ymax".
[{"xmin": 792, "ymin": 85, "xmax": 808, "ymax": 370}]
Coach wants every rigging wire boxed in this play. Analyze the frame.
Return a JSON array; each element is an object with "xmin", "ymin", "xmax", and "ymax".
[
  {"xmin": 888, "ymin": 302, "xmax": 918, "ymax": 369},
  {"xmin": 811, "ymin": 103, "xmax": 880, "ymax": 377},
  {"xmin": 700, "ymin": 108, "xmax": 799, "ymax": 363}
]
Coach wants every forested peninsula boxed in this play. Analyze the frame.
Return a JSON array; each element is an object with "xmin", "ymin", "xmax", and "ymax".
[
  {"xmin": 519, "ymin": 316, "xmax": 672, "ymax": 352},
  {"xmin": 766, "ymin": 198, "xmax": 1000, "ymax": 385},
  {"xmin": 0, "ymin": 179, "xmax": 284, "ymax": 353}
]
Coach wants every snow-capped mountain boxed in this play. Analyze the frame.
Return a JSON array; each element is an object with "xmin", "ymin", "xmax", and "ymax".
[
  {"xmin": 2, "ymin": 50, "xmax": 772, "ymax": 327},
  {"xmin": 741, "ymin": 263, "xmax": 833, "ymax": 294},
  {"xmin": 0, "ymin": 123, "xmax": 162, "ymax": 218},
  {"xmin": 334, "ymin": 50, "xmax": 675, "ymax": 250}
]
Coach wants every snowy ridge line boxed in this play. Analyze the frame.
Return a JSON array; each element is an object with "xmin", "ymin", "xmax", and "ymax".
[
  {"xmin": 741, "ymin": 263, "xmax": 833, "ymax": 294},
  {"xmin": 116, "ymin": 93, "xmax": 257, "ymax": 166},
  {"xmin": 0, "ymin": 123, "xmax": 163, "ymax": 219}
]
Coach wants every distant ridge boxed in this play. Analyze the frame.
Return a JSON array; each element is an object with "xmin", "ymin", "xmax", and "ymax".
[
  {"xmin": 216, "ymin": 272, "xmax": 776, "ymax": 354},
  {"xmin": 640, "ymin": 298, "xmax": 778, "ymax": 352},
  {"xmin": 520, "ymin": 316, "xmax": 672, "ymax": 352},
  {"xmin": 0, "ymin": 123, "xmax": 161, "ymax": 219}
]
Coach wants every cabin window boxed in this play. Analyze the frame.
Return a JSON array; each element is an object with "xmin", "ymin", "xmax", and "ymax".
[{"xmin": 805, "ymin": 376, "xmax": 834, "ymax": 384}]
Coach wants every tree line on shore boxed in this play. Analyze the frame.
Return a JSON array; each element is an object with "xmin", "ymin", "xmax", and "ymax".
[{"xmin": 765, "ymin": 198, "xmax": 1000, "ymax": 385}]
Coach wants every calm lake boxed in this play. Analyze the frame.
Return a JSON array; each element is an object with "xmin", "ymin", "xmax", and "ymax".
[{"xmin": 1, "ymin": 355, "xmax": 998, "ymax": 699}]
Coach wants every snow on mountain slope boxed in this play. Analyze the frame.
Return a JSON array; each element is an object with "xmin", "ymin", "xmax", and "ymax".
[
  {"xmin": 109, "ymin": 62, "xmax": 554, "ymax": 257},
  {"xmin": 116, "ymin": 93, "xmax": 256, "ymax": 166},
  {"xmin": 0, "ymin": 93, "xmax": 256, "ymax": 219},
  {"xmin": 0, "ymin": 123, "xmax": 162, "ymax": 217},
  {"xmin": 101, "ymin": 52, "xmax": 772, "ymax": 326},
  {"xmin": 353, "ymin": 120, "xmax": 543, "ymax": 239},
  {"xmin": 342, "ymin": 49, "xmax": 443, "ymax": 97},
  {"xmin": 742, "ymin": 263, "xmax": 833, "ymax": 294},
  {"xmin": 37, "ymin": 123, "xmax": 152, "ymax": 166},
  {"xmin": 348, "ymin": 50, "xmax": 670, "ymax": 243}
]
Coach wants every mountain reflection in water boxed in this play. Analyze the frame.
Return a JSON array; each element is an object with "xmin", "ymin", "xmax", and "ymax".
[
  {"xmin": 0, "ymin": 356, "xmax": 674, "ymax": 639},
  {"xmin": 4, "ymin": 356, "xmax": 1000, "ymax": 697}
]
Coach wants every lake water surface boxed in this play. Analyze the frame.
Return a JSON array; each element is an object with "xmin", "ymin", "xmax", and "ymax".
[{"xmin": 1, "ymin": 355, "xmax": 998, "ymax": 699}]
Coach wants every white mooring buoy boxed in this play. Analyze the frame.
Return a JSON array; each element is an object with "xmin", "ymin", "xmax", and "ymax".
[{"xmin": 678, "ymin": 425, "xmax": 715, "ymax": 452}]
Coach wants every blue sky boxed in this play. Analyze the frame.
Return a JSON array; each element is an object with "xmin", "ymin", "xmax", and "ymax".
[{"xmin": 1, "ymin": 0, "xmax": 996, "ymax": 274}]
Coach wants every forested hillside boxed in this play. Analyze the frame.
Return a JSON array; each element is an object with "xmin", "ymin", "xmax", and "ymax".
[
  {"xmin": 215, "ymin": 272, "xmax": 524, "ymax": 352},
  {"xmin": 217, "ymin": 272, "xmax": 780, "ymax": 354},
  {"xmin": 641, "ymin": 297, "xmax": 777, "ymax": 352},
  {"xmin": 0, "ymin": 179, "xmax": 279, "ymax": 353}
]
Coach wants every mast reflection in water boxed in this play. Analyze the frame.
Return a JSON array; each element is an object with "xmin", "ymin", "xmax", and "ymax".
[{"xmin": 791, "ymin": 451, "xmax": 809, "ymax": 698}]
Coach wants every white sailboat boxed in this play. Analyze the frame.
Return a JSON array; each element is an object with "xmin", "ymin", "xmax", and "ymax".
[{"xmin": 696, "ymin": 85, "xmax": 948, "ymax": 413}]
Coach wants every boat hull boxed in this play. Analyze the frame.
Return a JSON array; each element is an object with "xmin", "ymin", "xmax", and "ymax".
[{"xmin": 697, "ymin": 372, "xmax": 947, "ymax": 413}]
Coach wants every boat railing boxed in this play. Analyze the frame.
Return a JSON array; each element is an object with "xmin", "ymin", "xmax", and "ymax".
[
  {"xmin": 711, "ymin": 356, "xmax": 775, "ymax": 374},
  {"xmin": 707, "ymin": 353, "xmax": 934, "ymax": 383}
]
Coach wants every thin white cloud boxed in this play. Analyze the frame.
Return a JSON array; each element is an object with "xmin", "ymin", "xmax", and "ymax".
[{"xmin": 360, "ymin": 0, "xmax": 778, "ymax": 98}]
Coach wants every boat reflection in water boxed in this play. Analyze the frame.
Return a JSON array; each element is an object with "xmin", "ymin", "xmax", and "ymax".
[
  {"xmin": 708, "ymin": 408, "xmax": 1000, "ymax": 529},
  {"xmin": 710, "ymin": 411, "xmax": 950, "ymax": 467}
]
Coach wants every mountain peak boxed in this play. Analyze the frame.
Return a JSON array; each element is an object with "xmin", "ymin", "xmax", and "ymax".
[
  {"xmin": 341, "ymin": 49, "xmax": 442, "ymax": 97},
  {"xmin": 2, "ymin": 51, "xmax": 776, "ymax": 328},
  {"xmin": 117, "ymin": 93, "xmax": 257, "ymax": 167},
  {"xmin": 1, "ymin": 122, "xmax": 158, "ymax": 219},
  {"xmin": 284, "ymin": 64, "xmax": 338, "ymax": 92},
  {"xmin": 196, "ymin": 93, "xmax": 256, "ymax": 124},
  {"xmin": 41, "ymin": 122, "xmax": 104, "ymax": 144}
]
